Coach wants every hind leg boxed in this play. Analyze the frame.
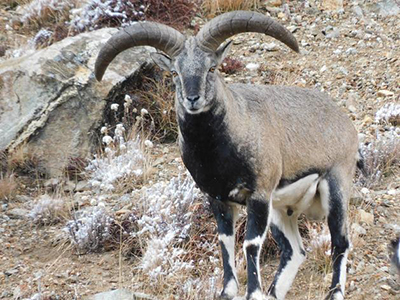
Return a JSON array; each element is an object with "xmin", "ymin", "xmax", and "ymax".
[
  {"xmin": 320, "ymin": 173, "xmax": 351, "ymax": 300},
  {"xmin": 268, "ymin": 209, "xmax": 306, "ymax": 300}
]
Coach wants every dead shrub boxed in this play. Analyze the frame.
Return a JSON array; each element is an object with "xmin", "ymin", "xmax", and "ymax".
[
  {"xmin": 29, "ymin": 194, "xmax": 70, "ymax": 225},
  {"xmin": 357, "ymin": 130, "xmax": 400, "ymax": 188},
  {"xmin": 104, "ymin": 63, "xmax": 177, "ymax": 143},
  {"xmin": 71, "ymin": 0, "xmax": 200, "ymax": 33},
  {"xmin": 220, "ymin": 57, "xmax": 244, "ymax": 75}
]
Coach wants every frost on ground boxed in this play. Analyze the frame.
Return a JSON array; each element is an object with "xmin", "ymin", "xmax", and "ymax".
[
  {"xmin": 131, "ymin": 172, "xmax": 220, "ymax": 297},
  {"xmin": 133, "ymin": 173, "xmax": 201, "ymax": 278},
  {"xmin": 17, "ymin": 0, "xmax": 75, "ymax": 24},
  {"xmin": 69, "ymin": 0, "xmax": 145, "ymax": 31},
  {"xmin": 358, "ymin": 128, "xmax": 400, "ymax": 188},
  {"xmin": 29, "ymin": 194, "xmax": 69, "ymax": 225},
  {"xmin": 86, "ymin": 124, "xmax": 146, "ymax": 191},
  {"xmin": 375, "ymin": 103, "xmax": 400, "ymax": 125}
]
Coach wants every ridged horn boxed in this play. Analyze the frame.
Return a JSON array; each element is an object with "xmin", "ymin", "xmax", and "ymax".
[
  {"xmin": 95, "ymin": 22, "xmax": 185, "ymax": 81},
  {"xmin": 196, "ymin": 10, "xmax": 299, "ymax": 53}
]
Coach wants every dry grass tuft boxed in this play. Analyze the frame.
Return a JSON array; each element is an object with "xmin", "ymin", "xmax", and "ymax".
[
  {"xmin": 7, "ymin": 145, "xmax": 45, "ymax": 178},
  {"xmin": 0, "ymin": 174, "xmax": 18, "ymax": 201},
  {"xmin": 202, "ymin": 0, "xmax": 261, "ymax": 17}
]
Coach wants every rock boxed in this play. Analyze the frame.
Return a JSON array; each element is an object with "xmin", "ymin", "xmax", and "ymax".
[
  {"xmin": 245, "ymin": 63, "xmax": 260, "ymax": 71},
  {"xmin": 352, "ymin": 6, "xmax": 364, "ymax": 18},
  {"xmin": 7, "ymin": 208, "xmax": 29, "ymax": 219},
  {"xmin": 357, "ymin": 209, "xmax": 374, "ymax": 225},
  {"xmin": 352, "ymin": 223, "xmax": 367, "ymax": 235},
  {"xmin": 264, "ymin": 0, "xmax": 282, "ymax": 7},
  {"xmin": 0, "ymin": 28, "xmax": 154, "ymax": 177},
  {"xmin": 377, "ymin": 90, "xmax": 394, "ymax": 97},
  {"xmin": 321, "ymin": 0, "xmax": 343, "ymax": 11},
  {"xmin": 264, "ymin": 42, "xmax": 279, "ymax": 51},
  {"xmin": 14, "ymin": 195, "xmax": 32, "ymax": 202},
  {"xmin": 366, "ymin": 0, "xmax": 400, "ymax": 17},
  {"xmin": 87, "ymin": 289, "xmax": 154, "ymax": 300}
]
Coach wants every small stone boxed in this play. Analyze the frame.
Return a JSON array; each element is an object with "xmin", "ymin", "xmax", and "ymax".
[
  {"xmin": 357, "ymin": 209, "xmax": 374, "ymax": 225},
  {"xmin": 352, "ymin": 223, "xmax": 367, "ymax": 235},
  {"xmin": 363, "ymin": 115, "xmax": 374, "ymax": 125},
  {"xmin": 245, "ymin": 63, "xmax": 260, "ymax": 71},
  {"xmin": 265, "ymin": 0, "xmax": 282, "ymax": 7},
  {"xmin": 14, "ymin": 195, "xmax": 32, "ymax": 202},
  {"xmin": 89, "ymin": 289, "xmax": 154, "ymax": 300},
  {"xmin": 348, "ymin": 105, "xmax": 357, "ymax": 113},
  {"xmin": 377, "ymin": 90, "xmax": 394, "ymax": 97},
  {"xmin": 264, "ymin": 42, "xmax": 279, "ymax": 51},
  {"xmin": 381, "ymin": 284, "xmax": 391, "ymax": 291},
  {"xmin": 7, "ymin": 208, "xmax": 29, "ymax": 219}
]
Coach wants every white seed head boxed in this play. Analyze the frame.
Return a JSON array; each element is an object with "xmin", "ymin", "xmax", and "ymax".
[
  {"xmin": 111, "ymin": 103, "xmax": 119, "ymax": 111},
  {"xmin": 144, "ymin": 140, "xmax": 154, "ymax": 148},
  {"xmin": 141, "ymin": 108, "xmax": 149, "ymax": 116},
  {"xmin": 102, "ymin": 135, "xmax": 113, "ymax": 145}
]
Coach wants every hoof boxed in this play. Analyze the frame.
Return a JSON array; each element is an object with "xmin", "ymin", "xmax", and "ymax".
[{"xmin": 325, "ymin": 290, "xmax": 344, "ymax": 300}]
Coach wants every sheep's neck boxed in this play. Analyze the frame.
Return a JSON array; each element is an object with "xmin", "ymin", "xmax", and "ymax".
[{"xmin": 178, "ymin": 83, "xmax": 256, "ymax": 201}]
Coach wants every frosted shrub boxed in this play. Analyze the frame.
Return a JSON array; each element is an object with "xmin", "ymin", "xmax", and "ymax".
[
  {"xmin": 86, "ymin": 124, "xmax": 146, "ymax": 191},
  {"xmin": 131, "ymin": 173, "xmax": 215, "ymax": 280},
  {"xmin": 358, "ymin": 129, "xmax": 400, "ymax": 188},
  {"xmin": 29, "ymin": 195, "xmax": 68, "ymax": 225},
  {"xmin": 375, "ymin": 103, "xmax": 400, "ymax": 126},
  {"xmin": 17, "ymin": 0, "xmax": 75, "ymax": 24},
  {"xmin": 64, "ymin": 206, "xmax": 114, "ymax": 252},
  {"xmin": 70, "ymin": 0, "xmax": 145, "ymax": 31}
]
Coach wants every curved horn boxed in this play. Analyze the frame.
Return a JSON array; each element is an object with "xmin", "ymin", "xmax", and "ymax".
[
  {"xmin": 95, "ymin": 22, "xmax": 185, "ymax": 81},
  {"xmin": 196, "ymin": 10, "xmax": 299, "ymax": 53}
]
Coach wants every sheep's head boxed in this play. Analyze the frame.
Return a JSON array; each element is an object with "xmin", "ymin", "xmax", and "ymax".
[
  {"xmin": 151, "ymin": 37, "xmax": 231, "ymax": 114},
  {"xmin": 94, "ymin": 11, "xmax": 299, "ymax": 115}
]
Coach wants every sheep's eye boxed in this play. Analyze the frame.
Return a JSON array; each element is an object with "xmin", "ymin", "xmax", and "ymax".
[
  {"xmin": 171, "ymin": 70, "xmax": 178, "ymax": 77},
  {"xmin": 209, "ymin": 66, "xmax": 216, "ymax": 73}
]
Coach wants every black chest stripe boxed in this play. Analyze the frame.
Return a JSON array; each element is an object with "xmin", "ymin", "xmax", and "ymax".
[{"xmin": 179, "ymin": 110, "xmax": 256, "ymax": 201}]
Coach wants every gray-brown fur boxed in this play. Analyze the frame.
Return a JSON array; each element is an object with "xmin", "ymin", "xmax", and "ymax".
[{"xmin": 94, "ymin": 11, "xmax": 359, "ymax": 300}]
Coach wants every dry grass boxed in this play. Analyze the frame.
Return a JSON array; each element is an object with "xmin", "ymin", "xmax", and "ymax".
[
  {"xmin": 202, "ymin": 0, "xmax": 261, "ymax": 17},
  {"xmin": 7, "ymin": 144, "xmax": 45, "ymax": 178},
  {"xmin": 0, "ymin": 174, "xmax": 17, "ymax": 201}
]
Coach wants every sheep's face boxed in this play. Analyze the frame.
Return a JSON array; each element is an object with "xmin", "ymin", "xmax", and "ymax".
[{"xmin": 151, "ymin": 37, "xmax": 231, "ymax": 115}]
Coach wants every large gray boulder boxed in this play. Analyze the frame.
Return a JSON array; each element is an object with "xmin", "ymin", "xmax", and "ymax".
[{"xmin": 0, "ymin": 28, "xmax": 153, "ymax": 177}]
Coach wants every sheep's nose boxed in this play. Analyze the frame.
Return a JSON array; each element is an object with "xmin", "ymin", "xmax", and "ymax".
[{"xmin": 186, "ymin": 95, "xmax": 200, "ymax": 103}]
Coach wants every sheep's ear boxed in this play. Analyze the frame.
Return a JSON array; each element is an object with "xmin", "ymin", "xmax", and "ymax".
[
  {"xmin": 215, "ymin": 41, "xmax": 232, "ymax": 65},
  {"xmin": 150, "ymin": 52, "xmax": 172, "ymax": 71}
]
